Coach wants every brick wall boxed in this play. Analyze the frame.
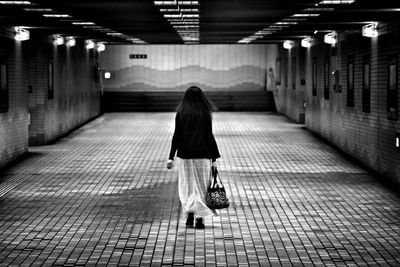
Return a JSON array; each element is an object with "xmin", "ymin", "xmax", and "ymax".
[
  {"xmin": 28, "ymin": 35, "xmax": 101, "ymax": 145},
  {"xmin": 277, "ymin": 22, "xmax": 400, "ymax": 184},
  {"xmin": 0, "ymin": 28, "xmax": 29, "ymax": 169}
]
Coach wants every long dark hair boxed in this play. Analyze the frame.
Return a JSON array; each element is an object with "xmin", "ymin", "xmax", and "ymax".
[{"xmin": 177, "ymin": 86, "xmax": 216, "ymax": 124}]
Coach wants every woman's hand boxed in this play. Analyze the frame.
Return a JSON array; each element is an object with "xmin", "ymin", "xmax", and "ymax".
[{"xmin": 167, "ymin": 159, "xmax": 174, "ymax": 169}]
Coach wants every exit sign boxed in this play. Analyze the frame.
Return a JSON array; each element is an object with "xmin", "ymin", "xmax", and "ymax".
[{"xmin": 129, "ymin": 54, "xmax": 147, "ymax": 59}]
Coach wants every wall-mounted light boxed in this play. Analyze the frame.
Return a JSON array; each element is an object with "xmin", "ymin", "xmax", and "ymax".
[
  {"xmin": 65, "ymin": 36, "xmax": 76, "ymax": 47},
  {"xmin": 96, "ymin": 43, "xmax": 105, "ymax": 52},
  {"xmin": 283, "ymin": 40, "xmax": 294, "ymax": 49},
  {"xmin": 14, "ymin": 27, "xmax": 30, "ymax": 41},
  {"xmin": 104, "ymin": 71, "xmax": 111, "ymax": 79},
  {"xmin": 362, "ymin": 22, "xmax": 378, "ymax": 38},
  {"xmin": 53, "ymin": 35, "xmax": 64, "ymax": 45},
  {"xmin": 85, "ymin": 40, "xmax": 94, "ymax": 49},
  {"xmin": 324, "ymin": 31, "xmax": 337, "ymax": 45},
  {"xmin": 396, "ymin": 133, "xmax": 400, "ymax": 153},
  {"xmin": 301, "ymin": 37, "xmax": 313, "ymax": 48}
]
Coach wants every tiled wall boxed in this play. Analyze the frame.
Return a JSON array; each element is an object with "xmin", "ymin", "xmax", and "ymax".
[
  {"xmin": 0, "ymin": 27, "xmax": 102, "ymax": 169},
  {"xmin": 272, "ymin": 46, "xmax": 307, "ymax": 123},
  {"xmin": 100, "ymin": 44, "xmax": 278, "ymax": 92},
  {"xmin": 0, "ymin": 28, "xmax": 29, "ymax": 169},
  {"xmin": 27, "ymin": 36, "xmax": 101, "ymax": 145},
  {"xmin": 276, "ymin": 22, "xmax": 400, "ymax": 184}
]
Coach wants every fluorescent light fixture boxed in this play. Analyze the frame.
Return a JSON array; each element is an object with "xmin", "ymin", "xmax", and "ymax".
[
  {"xmin": 43, "ymin": 14, "xmax": 71, "ymax": 18},
  {"xmin": 283, "ymin": 40, "xmax": 294, "ymax": 49},
  {"xmin": 14, "ymin": 27, "xmax": 29, "ymax": 41},
  {"xmin": 85, "ymin": 40, "xmax": 94, "ymax": 49},
  {"xmin": 72, "ymin": 22, "xmax": 95, "ymax": 25},
  {"xmin": 180, "ymin": 8, "xmax": 198, "ymax": 12},
  {"xmin": 182, "ymin": 14, "xmax": 199, "ymax": 18},
  {"xmin": 276, "ymin": 21, "xmax": 298, "ymax": 25},
  {"xmin": 106, "ymin": 32, "xmax": 123, "ymax": 36},
  {"xmin": 53, "ymin": 35, "xmax": 64, "ymax": 45},
  {"xmin": 164, "ymin": 14, "xmax": 181, "ymax": 18},
  {"xmin": 96, "ymin": 43, "xmax": 105, "ymax": 52},
  {"xmin": 154, "ymin": 1, "xmax": 176, "ymax": 5},
  {"xmin": 319, "ymin": 0, "xmax": 355, "ymax": 4},
  {"xmin": 178, "ymin": 1, "xmax": 199, "ymax": 5},
  {"xmin": 24, "ymin": 8, "xmax": 53, "ymax": 12},
  {"xmin": 0, "ymin": 1, "xmax": 31, "ymax": 4},
  {"xmin": 160, "ymin": 8, "xmax": 180, "ymax": 12},
  {"xmin": 324, "ymin": 31, "xmax": 337, "ymax": 45},
  {"xmin": 292, "ymin": 13, "xmax": 320, "ymax": 17},
  {"xmin": 362, "ymin": 22, "xmax": 378, "ymax": 38},
  {"xmin": 301, "ymin": 37, "xmax": 312, "ymax": 48},
  {"xmin": 66, "ymin": 36, "xmax": 76, "ymax": 47},
  {"xmin": 304, "ymin": 7, "xmax": 335, "ymax": 11}
]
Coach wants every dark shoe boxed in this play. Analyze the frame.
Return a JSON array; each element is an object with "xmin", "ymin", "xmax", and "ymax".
[
  {"xmin": 186, "ymin": 212, "xmax": 194, "ymax": 226},
  {"xmin": 195, "ymin": 218, "xmax": 205, "ymax": 229}
]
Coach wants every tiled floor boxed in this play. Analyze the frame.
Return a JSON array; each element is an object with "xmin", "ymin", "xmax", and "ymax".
[{"xmin": 1, "ymin": 112, "xmax": 400, "ymax": 266}]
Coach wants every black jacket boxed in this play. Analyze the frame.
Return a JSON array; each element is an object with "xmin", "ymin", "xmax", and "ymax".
[{"xmin": 169, "ymin": 113, "xmax": 220, "ymax": 161}]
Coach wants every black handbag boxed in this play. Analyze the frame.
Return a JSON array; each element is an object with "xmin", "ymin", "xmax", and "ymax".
[{"xmin": 206, "ymin": 166, "xmax": 230, "ymax": 209}]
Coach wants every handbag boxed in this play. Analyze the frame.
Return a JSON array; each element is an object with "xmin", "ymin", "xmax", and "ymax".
[{"xmin": 206, "ymin": 166, "xmax": 230, "ymax": 209}]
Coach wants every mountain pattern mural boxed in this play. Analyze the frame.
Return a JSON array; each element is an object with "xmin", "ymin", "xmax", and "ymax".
[{"xmin": 100, "ymin": 45, "xmax": 276, "ymax": 92}]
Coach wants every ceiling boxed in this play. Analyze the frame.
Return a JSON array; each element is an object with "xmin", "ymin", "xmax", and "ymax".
[{"xmin": 0, "ymin": 0, "xmax": 399, "ymax": 44}]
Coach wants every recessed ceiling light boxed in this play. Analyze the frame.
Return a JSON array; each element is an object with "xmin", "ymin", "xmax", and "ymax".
[
  {"xmin": 43, "ymin": 14, "xmax": 71, "ymax": 18},
  {"xmin": 304, "ymin": 7, "xmax": 335, "ymax": 11},
  {"xmin": 292, "ymin": 13, "xmax": 320, "ymax": 17},
  {"xmin": 24, "ymin": 8, "xmax": 53, "ymax": 12},
  {"xmin": 72, "ymin": 22, "xmax": 95, "ymax": 25},
  {"xmin": 0, "ymin": 1, "xmax": 31, "ymax": 4},
  {"xmin": 154, "ymin": 1, "xmax": 176, "ymax": 5},
  {"xmin": 164, "ymin": 14, "xmax": 181, "ymax": 18},
  {"xmin": 178, "ymin": 1, "xmax": 199, "ymax": 5},
  {"xmin": 319, "ymin": 0, "xmax": 355, "ymax": 4}
]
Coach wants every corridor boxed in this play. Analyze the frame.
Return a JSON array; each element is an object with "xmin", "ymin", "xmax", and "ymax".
[{"xmin": 0, "ymin": 112, "xmax": 399, "ymax": 266}]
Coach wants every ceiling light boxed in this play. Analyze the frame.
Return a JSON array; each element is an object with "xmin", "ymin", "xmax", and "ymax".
[
  {"xmin": 85, "ymin": 40, "xmax": 94, "ymax": 49},
  {"xmin": 96, "ymin": 43, "xmax": 105, "ymax": 52},
  {"xmin": 66, "ymin": 36, "xmax": 76, "ymax": 47},
  {"xmin": 276, "ymin": 21, "xmax": 298, "ymax": 25},
  {"xmin": 24, "ymin": 8, "xmax": 53, "ymax": 12},
  {"xmin": 160, "ymin": 8, "xmax": 180, "ymax": 12},
  {"xmin": 319, "ymin": 0, "xmax": 355, "ymax": 4},
  {"xmin": 72, "ymin": 22, "xmax": 95, "ymax": 25},
  {"xmin": 362, "ymin": 22, "xmax": 378, "ymax": 38},
  {"xmin": 324, "ymin": 31, "xmax": 337, "ymax": 45},
  {"xmin": 164, "ymin": 14, "xmax": 181, "ymax": 18},
  {"xmin": 182, "ymin": 14, "xmax": 199, "ymax": 18},
  {"xmin": 43, "ymin": 14, "xmax": 71, "ymax": 18},
  {"xmin": 301, "ymin": 37, "xmax": 313, "ymax": 48},
  {"xmin": 154, "ymin": 1, "xmax": 176, "ymax": 5},
  {"xmin": 53, "ymin": 35, "xmax": 64, "ymax": 45},
  {"xmin": 283, "ymin": 40, "xmax": 294, "ymax": 49},
  {"xmin": 178, "ymin": 1, "xmax": 199, "ymax": 5},
  {"xmin": 292, "ymin": 13, "xmax": 320, "ymax": 17},
  {"xmin": 0, "ymin": 1, "xmax": 31, "ymax": 4},
  {"xmin": 304, "ymin": 7, "xmax": 335, "ymax": 11},
  {"xmin": 106, "ymin": 32, "xmax": 123, "ymax": 36},
  {"xmin": 14, "ymin": 27, "xmax": 29, "ymax": 41}
]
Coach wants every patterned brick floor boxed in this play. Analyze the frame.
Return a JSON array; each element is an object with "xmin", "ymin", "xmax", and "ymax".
[{"xmin": 0, "ymin": 112, "xmax": 400, "ymax": 266}]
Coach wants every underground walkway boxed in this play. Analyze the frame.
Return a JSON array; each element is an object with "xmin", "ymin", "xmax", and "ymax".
[{"xmin": 0, "ymin": 112, "xmax": 399, "ymax": 266}]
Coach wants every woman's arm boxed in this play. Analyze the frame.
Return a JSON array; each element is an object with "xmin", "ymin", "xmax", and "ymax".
[{"xmin": 168, "ymin": 113, "xmax": 181, "ymax": 160}]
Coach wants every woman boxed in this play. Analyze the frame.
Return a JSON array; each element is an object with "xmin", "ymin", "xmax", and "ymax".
[{"xmin": 167, "ymin": 86, "xmax": 221, "ymax": 229}]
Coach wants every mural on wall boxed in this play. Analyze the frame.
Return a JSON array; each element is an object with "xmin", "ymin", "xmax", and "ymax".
[{"xmin": 100, "ymin": 45, "xmax": 275, "ymax": 92}]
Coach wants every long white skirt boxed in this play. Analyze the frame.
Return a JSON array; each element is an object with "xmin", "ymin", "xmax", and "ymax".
[{"xmin": 177, "ymin": 158, "xmax": 217, "ymax": 218}]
